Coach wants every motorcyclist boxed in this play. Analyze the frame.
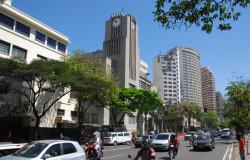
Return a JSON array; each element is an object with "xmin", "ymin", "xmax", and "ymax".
[
  {"xmin": 89, "ymin": 133, "xmax": 101, "ymax": 156},
  {"xmin": 134, "ymin": 139, "xmax": 155, "ymax": 160},
  {"xmin": 169, "ymin": 134, "xmax": 179, "ymax": 158}
]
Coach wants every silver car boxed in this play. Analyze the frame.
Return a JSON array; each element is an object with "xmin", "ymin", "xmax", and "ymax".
[{"xmin": 0, "ymin": 140, "xmax": 86, "ymax": 160}]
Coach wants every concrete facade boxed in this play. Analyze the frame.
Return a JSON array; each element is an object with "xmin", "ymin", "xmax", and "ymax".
[
  {"xmin": 201, "ymin": 67, "xmax": 216, "ymax": 112},
  {"xmin": 103, "ymin": 13, "xmax": 141, "ymax": 132},
  {"xmin": 0, "ymin": 0, "xmax": 74, "ymax": 128},
  {"xmin": 153, "ymin": 46, "xmax": 202, "ymax": 106},
  {"xmin": 216, "ymin": 91, "xmax": 224, "ymax": 121}
]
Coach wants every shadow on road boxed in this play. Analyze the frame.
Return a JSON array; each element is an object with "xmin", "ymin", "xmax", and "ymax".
[{"xmin": 158, "ymin": 157, "xmax": 171, "ymax": 160}]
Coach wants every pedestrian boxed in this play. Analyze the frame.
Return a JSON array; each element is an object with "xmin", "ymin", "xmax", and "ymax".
[{"xmin": 236, "ymin": 133, "xmax": 246, "ymax": 160}]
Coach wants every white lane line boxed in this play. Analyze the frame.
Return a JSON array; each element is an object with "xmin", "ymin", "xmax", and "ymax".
[
  {"xmin": 103, "ymin": 146, "xmax": 132, "ymax": 152},
  {"xmin": 222, "ymin": 143, "xmax": 231, "ymax": 160},
  {"xmin": 102, "ymin": 154, "xmax": 124, "ymax": 159},
  {"xmin": 229, "ymin": 142, "xmax": 234, "ymax": 160}
]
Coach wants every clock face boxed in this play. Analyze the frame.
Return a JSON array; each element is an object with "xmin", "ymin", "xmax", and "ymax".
[{"xmin": 112, "ymin": 18, "xmax": 121, "ymax": 27}]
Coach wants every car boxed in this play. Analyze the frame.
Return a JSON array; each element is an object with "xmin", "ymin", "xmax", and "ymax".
[
  {"xmin": 151, "ymin": 133, "xmax": 174, "ymax": 151},
  {"xmin": 211, "ymin": 130, "xmax": 220, "ymax": 138},
  {"xmin": 221, "ymin": 128, "xmax": 231, "ymax": 139},
  {"xmin": 184, "ymin": 132, "xmax": 196, "ymax": 140},
  {"xmin": 134, "ymin": 135, "xmax": 156, "ymax": 148},
  {"xmin": 103, "ymin": 132, "xmax": 131, "ymax": 145},
  {"xmin": 0, "ymin": 142, "xmax": 27, "ymax": 158},
  {"xmin": 192, "ymin": 135, "xmax": 215, "ymax": 151},
  {"xmin": 0, "ymin": 140, "xmax": 86, "ymax": 160}
]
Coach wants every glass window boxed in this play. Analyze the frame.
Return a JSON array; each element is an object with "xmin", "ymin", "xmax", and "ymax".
[
  {"xmin": 62, "ymin": 143, "xmax": 76, "ymax": 155},
  {"xmin": 35, "ymin": 31, "xmax": 45, "ymax": 43},
  {"xmin": 155, "ymin": 134, "xmax": 169, "ymax": 140},
  {"xmin": 118, "ymin": 133, "xmax": 123, "ymax": 136},
  {"xmin": 0, "ymin": 13, "xmax": 14, "ymax": 29},
  {"xmin": 12, "ymin": 46, "xmax": 27, "ymax": 60},
  {"xmin": 92, "ymin": 113, "xmax": 98, "ymax": 123},
  {"xmin": 57, "ymin": 109, "xmax": 65, "ymax": 116},
  {"xmin": 0, "ymin": 40, "xmax": 10, "ymax": 55},
  {"xmin": 37, "ymin": 54, "xmax": 47, "ymax": 61},
  {"xmin": 58, "ymin": 42, "xmax": 66, "ymax": 53},
  {"xmin": 44, "ymin": 144, "xmax": 61, "ymax": 157},
  {"xmin": 47, "ymin": 37, "xmax": 56, "ymax": 49},
  {"xmin": 12, "ymin": 143, "xmax": 48, "ymax": 158},
  {"xmin": 15, "ymin": 21, "xmax": 30, "ymax": 37}
]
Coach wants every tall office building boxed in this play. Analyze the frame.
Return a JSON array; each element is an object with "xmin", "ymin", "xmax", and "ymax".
[
  {"xmin": 153, "ymin": 46, "xmax": 202, "ymax": 106},
  {"xmin": 139, "ymin": 60, "xmax": 151, "ymax": 90},
  {"xmin": 216, "ymin": 91, "xmax": 224, "ymax": 120},
  {"xmin": 103, "ymin": 13, "xmax": 140, "ymax": 131},
  {"xmin": 201, "ymin": 67, "xmax": 216, "ymax": 112},
  {"xmin": 103, "ymin": 13, "xmax": 140, "ymax": 88}
]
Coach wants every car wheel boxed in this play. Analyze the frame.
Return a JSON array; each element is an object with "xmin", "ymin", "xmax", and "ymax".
[{"xmin": 114, "ymin": 141, "xmax": 117, "ymax": 146}]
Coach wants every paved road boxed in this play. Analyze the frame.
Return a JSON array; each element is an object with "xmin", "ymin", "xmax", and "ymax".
[{"xmin": 102, "ymin": 139, "xmax": 234, "ymax": 160}]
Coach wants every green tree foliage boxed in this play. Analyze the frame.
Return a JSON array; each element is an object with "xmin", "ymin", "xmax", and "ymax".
[
  {"xmin": 153, "ymin": 0, "xmax": 250, "ymax": 33},
  {"xmin": 165, "ymin": 104, "xmax": 184, "ymax": 132},
  {"xmin": 204, "ymin": 111, "xmax": 218, "ymax": 129},
  {"xmin": 224, "ymin": 80, "xmax": 250, "ymax": 134},
  {"xmin": 66, "ymin": 51, "xmax": 118, "ymax": 138},
  {"xmin": 180, "ymin": 102, "xmax": 203, "ymax": 131},
  {"xmin": 0, "ymin": 58, "xmax": 71, "ymax": 140}
]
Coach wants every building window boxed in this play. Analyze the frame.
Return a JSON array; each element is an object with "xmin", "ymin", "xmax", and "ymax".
[
  {"xmin": 47, "ymin": 37, "xmax": 56, "ymax": 49},
  {"xmin": 35, "ymin": 31, "xmax": 45, "ymax": 44},
  {"xmin": 15, "ymin": 21, "xmax": 30, "ymax": 37},
  {"xmin": 92, "ymin": 113, "xmax": 98, "ymax": 123},
  {"xmin": 71, "ymin": 111, "xmax": 77, "ymax": 118},
  {"xmin": 0, "ymin": 13, "xmax": 14, "ymax": 29},
  {"xmin": 37, "ymin": 54, "xmax": 47, "ymax": 61},
  {"xmin": 58, "ymin": 42, "xmax": 66, "ymax": 53},
  {"xmin": 57, "ymin": 109, "xmax": 65, "ymax": 116},
  {"xmin": 128, "ymin": 116, "xmax": 136, "ymax": 124},
  {"xmin": 0, "ymin": 40, "xmax": 10, "ymax": 55},
  {"xmin": 12, "ymin": 46, "xmax": 27, "ymax": 60}
]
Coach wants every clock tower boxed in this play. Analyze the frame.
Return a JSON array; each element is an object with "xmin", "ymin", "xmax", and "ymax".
[{"xmin": 103, "ymin": 13, "xmax": 140, "ymax": 88}]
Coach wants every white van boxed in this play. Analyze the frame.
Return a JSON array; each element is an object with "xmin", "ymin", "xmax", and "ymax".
[{"xmin": 103, "ymin": 132, "xmax": 131, "ymax": 145}]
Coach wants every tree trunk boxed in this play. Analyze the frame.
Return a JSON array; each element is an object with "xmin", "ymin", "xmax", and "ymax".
[
  {"xmin": 188, "ymin": 115, "xmax": 191, "ymax": 131},
  {"xmin": 144, "ymin": 112, "xmax": 148, "ymax": 134},
  {"xmin": 33, "ymin": 117, "xmax": 40, "ymax": 140}
]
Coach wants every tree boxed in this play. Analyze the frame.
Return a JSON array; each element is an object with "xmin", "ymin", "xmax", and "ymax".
[
  {"xmin": 153, "ymin": 0, "xmax": 250, "ymax": 33},
  {"xmin": 204, "ymin": 111, "xmax": 218, "ymax": 129},
  {"xmin": 0, "ymin": 59, "xmax": 71, "ymax": 140},
  {"xmin": 66, "ymin": 52, "xmax": 118, "ymax": 139},
  {"xmin": 165, "ymin": 104, "xmax": 184, "ymax": 132},
  {"xmin": 180, "ymin": 102, "xmax": 203, "ymax": 131},
  {"xmin": 224, "ymin": 80, "xmax": 250, "ymax": 134}
]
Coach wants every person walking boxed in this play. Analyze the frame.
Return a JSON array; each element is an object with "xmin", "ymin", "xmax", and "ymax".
[{"xmin": 237, "ymin": 133, "xmax": 246, "ymax": 160}]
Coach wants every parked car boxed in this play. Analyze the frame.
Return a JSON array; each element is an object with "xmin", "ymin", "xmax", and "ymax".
[
  {"xmin": 192, "ymin": 135, "xmax": 215, "ymax": 151},
  {"xmin": 0, "ymin": 140, "xmax": 86, "ymax": 160},
  {"xmin": 151, "ymin": 133, "xmax": 174, "ymax": 151},
  {"xmin": 134, "ymin": 135, "xmax": 155, "ymax": 148},
  {"xmin": 184, "ymin": 132, "xmax": 196, "ymax": 140},
  {"xmin": 211, "ymin": 130, "xmax": 220, "ymax": 138},
  {"xmin": 103, "ymin": 132, "xmax": 131, "ymax": 146},
  {"xmin": 221, "ymin": 128, "xmax": 231, "ymax": 139}
]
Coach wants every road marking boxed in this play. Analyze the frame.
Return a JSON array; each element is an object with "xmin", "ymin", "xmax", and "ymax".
[
  {"xmin": 102, "ymin": 154, "xmax": 124, "ymax": 159},
  {"xmin": 229, "ymin": 142, "xmax": 233, "ymax": 160},
  {"xmin": 222, "ymin": 140, "xmax": 232, "ymax": 160},
  {"xmin": 103, "ymin": 146, "xmax": 132, "ymax": 152}
]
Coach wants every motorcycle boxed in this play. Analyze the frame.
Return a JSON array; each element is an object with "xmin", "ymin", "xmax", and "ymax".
[
  {"xmin": 168, "ymin": 144, "xmax": 176, "ymax": 160},
  {"xmin": 84, "ymin": 143, "xmax": 103, "ymax": 160}
]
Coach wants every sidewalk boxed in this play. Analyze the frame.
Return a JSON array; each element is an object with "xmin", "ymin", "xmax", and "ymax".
[{"xmin": 234, "ymin": 137, "xmax": 250, "ymax": 160}]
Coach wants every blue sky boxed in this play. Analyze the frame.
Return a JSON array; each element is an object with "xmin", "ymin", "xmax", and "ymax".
[{"xmin": 13, "ymin": 0, "xmax": 250, "ymax": 95}]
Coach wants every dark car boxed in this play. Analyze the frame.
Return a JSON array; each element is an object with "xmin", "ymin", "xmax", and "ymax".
[
  {"xmin": 211, "ymin": 130, "xmax": 220, "ymax": 138},
  {"xmin": 134, "ymin": 135, "xmax": 155, "ymax": 148},
  {"xmin": 192, "ymin": 135, "xmax": 215, "ymax": 151}
]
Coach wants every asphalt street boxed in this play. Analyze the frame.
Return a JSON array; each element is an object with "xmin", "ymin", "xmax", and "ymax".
[{"xmin": 101, "ymin": 139, "xmax": 234, "ymax": 160}]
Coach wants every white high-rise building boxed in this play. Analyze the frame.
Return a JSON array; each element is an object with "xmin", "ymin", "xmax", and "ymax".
[{"xmin": 153, "ymin": 46, "xmax": 202, "ymax": 106}]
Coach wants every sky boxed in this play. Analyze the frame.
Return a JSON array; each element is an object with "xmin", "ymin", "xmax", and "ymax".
[{"xmin": 12, "ymin": 0, "xmax": 250, "ymax": 95}]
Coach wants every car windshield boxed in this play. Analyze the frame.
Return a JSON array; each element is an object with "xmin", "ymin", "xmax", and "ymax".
[
  {"xmin": 12, "ymin": 142, "xmax": 48, "ymax": 158},
  {"xmin": 155, "ymin": 134, "xmax": 169, "ymax": 140},
  {"xmin": 196, "ymin": 135, "xmax": 210, "ymax": 140},
  {"xmin": 142, "ymin": 136, "xmax": 149, "ymax": 140},
  {"xmin": 104, "ymin": 133, "xmax": 111, "ymax": 137}
]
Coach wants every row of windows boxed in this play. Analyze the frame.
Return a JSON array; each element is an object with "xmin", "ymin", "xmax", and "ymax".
[
  {"xmin": 0, "ymin": 13, "xmax": 66, "ymax": 53},
  {"xmin": 0, "ymin": 39, "xmax": 27, "ymax": 60}
]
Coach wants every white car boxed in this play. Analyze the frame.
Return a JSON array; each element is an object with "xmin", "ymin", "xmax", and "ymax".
[
  {"xmin": 103, "ymin": 132, "xmax": 131, "ymax": 145},
  {"xmin": 151, "ymin": 133, "xmax": 174, "ymax": 151},
  {"xmin": 0, "ymin": 140, "xmax": 86, "ymax": 160}
]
